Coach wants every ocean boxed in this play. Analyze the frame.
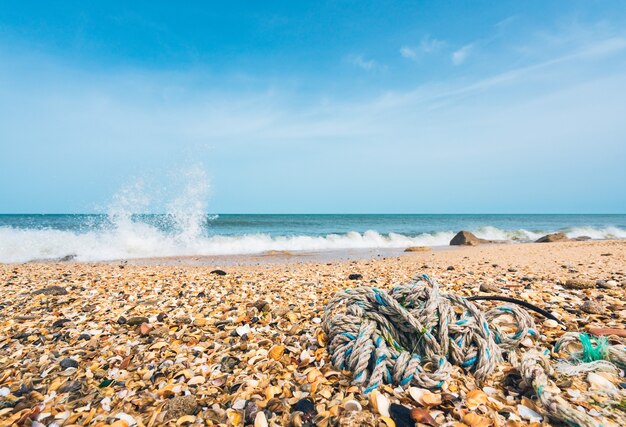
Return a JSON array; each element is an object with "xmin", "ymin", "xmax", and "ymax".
[{"xmin": 0, "ymin": 213, "xmax": 625, "ymax": 263}]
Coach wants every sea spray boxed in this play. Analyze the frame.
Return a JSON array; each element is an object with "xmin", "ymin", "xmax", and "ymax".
[{"xmin": 0, "ymin": 212, "xmax": 625, "ymax": 263}]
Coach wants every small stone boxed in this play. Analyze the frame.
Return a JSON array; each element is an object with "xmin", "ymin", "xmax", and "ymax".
[
  {"xmin": 211, "ymin": 269, "xmax": 227, "ymax": 276},
  {"xmin": 117, "ymin": 316, "xmax": 127, "ymax": 324},
  {"xmin": 163, "ymin": 396, "xmax": 198, "ymax": 421},
  {"xmin": 127, "ymin": 317, "xmax": 149, "ymax": 326},
  {"xmin": 404, "ymin": 246, "xmax": 431, "ymax": 252},
  {"xmin": 58, "ymin": 380, "xmax": 82, "ymax": 393},
  {"xmin": 581, "ymin": 300, "xmax": 603, "ymax": 314},
  {"xmin": 600, "ymin": 280, "xmax": 618, "ymax": 289},
  {"xmin": 479, "ymin": 282, "xmax": 499, "ymax": 293},
  {"xmin": 32, "ymin": 286, "xmax": 68, "ymax": 296},
  {"xmin": 447, "ymin": 266, "xmax": 455, "ymax": 271},
  {"xmin": 563, "ymin": 279, "xmax": 595, "ymax": 290},
  {"xmin": 52, "ymin": 318, "xmax": 71, "ymax": 328},
  {"xmin": 348, "ymin": 274, "xmax": 363, "ymax": 280},
  {"xmin": 60, "ymin": 358, "xmax": 78, "ymax": 369}
]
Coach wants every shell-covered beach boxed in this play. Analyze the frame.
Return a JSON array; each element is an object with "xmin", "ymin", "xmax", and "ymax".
[{"xmin": 1, "ymin": 240, "xmax": 625, "ymax": 426}]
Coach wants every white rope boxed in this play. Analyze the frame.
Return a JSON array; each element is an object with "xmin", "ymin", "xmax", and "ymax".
[{"xmin": 323, "ymin": 274, "xmax": 626, "ymax": 427}]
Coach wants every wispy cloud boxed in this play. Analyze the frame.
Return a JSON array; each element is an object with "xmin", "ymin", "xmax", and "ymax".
[
  {"xmin": 400, "ymin": 36, "xmax": 446, "ymax": 60},
  {"xmin": 451, "ymin": 44, "xmax": 474, "ymax": 65},
  {"xmin": 347, "ymin": 54, "xmax": 380, "ymax": 71}
]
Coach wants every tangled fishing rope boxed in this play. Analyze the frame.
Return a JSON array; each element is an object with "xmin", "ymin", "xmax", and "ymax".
[{"xmin": 322, "ymin": 275, "xmax": 626, "ymax": 427}]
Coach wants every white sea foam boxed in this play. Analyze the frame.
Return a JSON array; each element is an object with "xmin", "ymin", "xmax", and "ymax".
[{"xmin": 0, "ymin": 224, "xmax": 625, "ymax": 263}]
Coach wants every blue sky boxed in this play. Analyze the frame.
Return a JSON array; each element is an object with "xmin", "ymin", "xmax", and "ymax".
[{"xmin": 0, "ymin": 1, "xmax": 625, "ymax": 213}]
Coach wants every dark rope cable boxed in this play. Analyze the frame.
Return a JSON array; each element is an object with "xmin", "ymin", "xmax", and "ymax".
[{"xmin": 467, "ymin": 295, "xmax": 560, "ymax": 323}]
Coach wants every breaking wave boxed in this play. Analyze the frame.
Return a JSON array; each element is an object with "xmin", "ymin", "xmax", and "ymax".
[
  {"xmin": 1, "ymin": 165, "xmax": 624, "ymax": 263},
  {"xmin": 0, "ymin": 224, "xmax": 624, "ymax": 263}
]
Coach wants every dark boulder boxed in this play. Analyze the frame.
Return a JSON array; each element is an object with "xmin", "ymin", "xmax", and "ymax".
[
  {"xmin": 535, "ymin": 232, "xmax": 569, "ymax": 243},
  {"xmin": 450, "ymin": 231, "xmax": 486, "ymax": 246}
]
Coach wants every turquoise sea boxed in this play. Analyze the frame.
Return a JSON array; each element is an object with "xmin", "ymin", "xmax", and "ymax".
[{"xmin": 0, "ymin": 214, "xmax": 624, "ymax": 263}]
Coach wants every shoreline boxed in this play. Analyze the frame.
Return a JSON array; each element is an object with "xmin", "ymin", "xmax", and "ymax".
[{"xmin": 15, "ymin": 238, "xmax": 625, "ymax": 267}]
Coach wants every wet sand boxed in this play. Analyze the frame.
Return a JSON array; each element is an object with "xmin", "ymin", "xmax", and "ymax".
[{"xmin": 1, "ymin": 240, "xmax": 625, "ymax": 426}]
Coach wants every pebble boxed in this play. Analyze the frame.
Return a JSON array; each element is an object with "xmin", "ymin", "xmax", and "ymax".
[
  {"xmin": 581, "ymin": 300, "xmax": 603, "ymax": 314},
  {"xmin": 59, "ymin": 358, "xmax": 78, "ymax": 369},
  {"xmin": 479, "ymin": 282, "xmax": 500, "ymax": 293},
  {"xmin": 563, "ymin": 279, "xmax": 595, "ymax": 289},
  {"xmin": 126, "ymin": 316, "xmax": 149, "ymax": 326}
]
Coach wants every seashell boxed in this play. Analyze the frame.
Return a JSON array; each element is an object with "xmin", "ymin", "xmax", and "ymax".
[
  {"xmin": 408, "ymin": 387, "xmax": 442, "ymax": 406},
  {"xmin": 226, "ymin": 408, "xmax": 242, "ymax": 425},
  {"xmin": 187, "ymin": 376, "xmax": 205, "ymax": 386},
  {"xmin": 212, "ymin": 376, "xmax": 227, "ymax": 386},
  {"xmin": 410, "ymin": 408, "xmax": 437, "ymax": 427},
  {"xmin": 543, "ymin": 319, "xmax": 559, "ymax": 328},
  {"xmin": 343, "ymin": 399, "xmax": 362, "ymax": 412},
  {"xmin": 379, "ymin": 416, "xmax": 396, "ymax": 427},
  {"xmin": 465, "ymin": 389, "xmax": 488, "ymax": 409},
  {"xmin": 517, "ymin": 404, "xmax": 543, "ymax": 422},
  {"xmin": 115, "ymin": 413, "xmax": 137, "ymax": 426},
  {"xmin": 463, "ymin": 412, "xmax": 491, "ymax": 427},
  {"xmin": 236, "ymin": 324, "xmax": 251, "ymax": 336},
  {"xmin": 268, "ymin": 345, "xmax": 285, "ymax": 360},
  {"xmin": 299, "ymin": 350, "xmax": 314, "ymax": 365},
  {"xmin": 369, "ymin": 389, "xmax": 390, "ymax": 417},
  {"xmin": 176, "ymin": 415, "xmax": 196, "ymax": 425},
  {"xmin": 0, "ymin": 387, "xmax": 9, "ymax": 397},
  {"xmin": 232, "ymin": 399, "xmax": 247, "ymax": 410},
  {"xmin": 317, "ymin": 329, "xmax": 327, "ymax": 346},
  {"xmin": 587, "ymin": 372, "xmax": 618, "ymax": 392},
  {"xmin": 265, "ymin": 385, "xmax": 282, "ymax": 400},
  {"xmin": 254, "ymin": 411, "xmax": 268, "ymax": 427}
]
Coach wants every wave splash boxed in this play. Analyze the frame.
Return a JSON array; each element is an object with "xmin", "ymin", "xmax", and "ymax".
[
  {"xmin": 1, "ymin": 224, "xmax": 625, "ymax": 263},
  {"xmin": 1, "ymin": 166, "xmax": 625, "ymax": 262}
]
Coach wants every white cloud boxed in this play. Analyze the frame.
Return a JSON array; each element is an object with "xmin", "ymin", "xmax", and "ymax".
[
  {"xmin": 451, "ymin": 44, "xmax": 474, "ymax": 65},
  {"xmin": 400, "ymin": 46, "xmax": 416, "ymax": 59},
  {"xmin": 348, "ymin": 54, "xmax": 379, "ymax": 71},
  {"xmin": 400, "ymin": 36, "xmax": 446, "ymax": 60}
]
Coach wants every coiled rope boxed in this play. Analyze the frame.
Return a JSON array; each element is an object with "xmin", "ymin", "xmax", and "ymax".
[{"xmin": 323, "ymin": 275, "xmax": 626, "ymax": 427}]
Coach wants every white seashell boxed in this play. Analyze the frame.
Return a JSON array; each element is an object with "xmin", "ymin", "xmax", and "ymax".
[
  {"xmin": 344, "ymin": 399, "xmax": 362, "ymax": 412},
  {"xmin": 54, "ymin": 411, "xmax": 70, "ymax": 421},
  {"xmin": 188, "ymin": 376, "xmax": 206, "ymax": 386},
  {"xmin": 236, "ymin": 324, "xmax": 251, "ymax": 336},
  {"xmin": 254, "ymin": 411, "xmax": 268, "ymax": 427},
  {"xmin": 482, "ymin": 386, "xmax": 498, "ymax": 396},
  {"xmin": 116, "ymin": 412, "xmax": 137, "ymax": 426},
  {"xmin": 543, "ymin": 319, "xmax": 559, "ymax": 328},
  {"xmin": 312, "ymin": 317, "xmax": 322, "ymax": 324},
  {"xmin": 232, "ymin": 399, "xmax": 247, "ymax": 410},
  {"xmin": 369, "ymin": 390, "xmax": 390, "ymax": 417},
  {"xmin": 587, "ymin": 372, "xmax": 618, "ymax": 392},
  {"xmin": 101, "ymin": 396, "xmax": 112, "ymax": 412},
  {"xmin": 517, "ymin": 404, "xmax": 542, "ymax": 422},
  {"xmin": 566, "ymin": 388, "xmax": 581, "ymax": 399},
  {"xmin": 300, "ymin": 350, "xmax": 314, "ymax": 364},
  {"xmin": 409, "ymin": 387, "xmax": 441, "ymax": 406},
  {"xmin": 0, "ymin": 387, "xmax": 9, "ymax": 397}
]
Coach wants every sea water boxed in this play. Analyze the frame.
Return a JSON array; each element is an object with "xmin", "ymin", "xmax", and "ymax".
[{"xmin": 0, "ymin": 213, "xmax": 624, "ymax": 263}]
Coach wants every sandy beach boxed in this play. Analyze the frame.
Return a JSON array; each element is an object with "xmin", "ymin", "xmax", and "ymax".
[{"xmin": 1, "ymin": 240, "xmax": 625, "ymax": 426}]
